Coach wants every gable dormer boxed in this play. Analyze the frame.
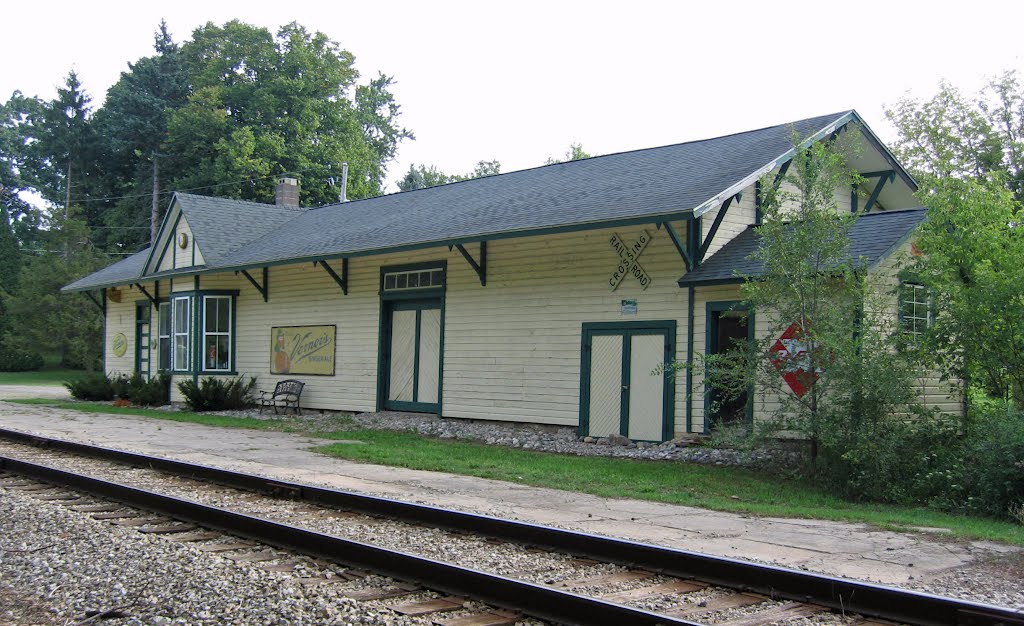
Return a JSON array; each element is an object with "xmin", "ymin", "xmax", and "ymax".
[{"xmin": 145, "ymin": 196, "xmax": 206, "ymax": 274}]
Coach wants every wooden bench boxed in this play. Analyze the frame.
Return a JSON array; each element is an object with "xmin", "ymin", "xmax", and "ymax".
[{"xmin": 258, "ymin": 379, "xmax": 305, "ymax": 415}]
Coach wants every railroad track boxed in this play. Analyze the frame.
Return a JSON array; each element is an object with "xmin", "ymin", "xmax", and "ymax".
[{"xmin": 0, "ymin": 427, "xmax": 1021, "ymax": 626}]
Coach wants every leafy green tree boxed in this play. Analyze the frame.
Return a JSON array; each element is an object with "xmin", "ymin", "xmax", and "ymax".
[
  {"xmin": 708, "ymin": 136, "xmax": 920, "ymax": 461},
  {"xmin": 545, "ymin": 143, "xmax": 592, "ymax": 164},
  {"xmin": 887, "ymin": 70, "xmax": 1024, "ymax": 199},
  {"xmin": 5, "ymin": 208, "xmax": 106, "ymax": 371},
  {"xmin": 90, "ymin": 20, "xmax": 189, "ymax": 248},
  {"xmin": 36, "ymin": 71, "xmax": 95, "ymax": 214},
  {"xmin": 889, "ymin": 71, "xmax": 1024, "ymax": 407},
  {"xmin": 397, "ymin": 164, "xmax": 454, "ymax": 191},
  {"xmin": 164, "ymin": 20, "xmax": 409, "ymax": 207},
  {"xmin": 397, "ymin": 159, "xmax": 501, "ymax": 192}
]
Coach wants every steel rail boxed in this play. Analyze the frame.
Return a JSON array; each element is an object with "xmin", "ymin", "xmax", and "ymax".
[
  {"xmin": 2, "ymin": 427, "xmax": 1022, "ymax": 626},
  {"xmin": 0, "ymin": 455, "xmax": 702, "ymax": 626}
]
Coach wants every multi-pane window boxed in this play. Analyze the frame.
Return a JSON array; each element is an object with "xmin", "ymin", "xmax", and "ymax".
[
  {"xmin": 203, "ymin": 296, "xmax": 232, "ymax": 372},
  {"xmin": 899, "ymin": 282, "xmax": 932, "ymax": 341},
  {"xmin": 172, "ymin": 296, "xmax": 191, "ymax": 371},
  {"xmin": 158, "ymin": 303, "xmax": 171, "ymax": 372},
  {"xmin": 383, "ymin": 268, "xmax": 444, "ymax": 291}
]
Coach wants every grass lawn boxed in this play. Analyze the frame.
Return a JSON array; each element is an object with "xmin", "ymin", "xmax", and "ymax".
[
  {"xmin": 0, "ymin": 368, "xmax": 87, "ymax": 386},
  {"xmin": 8, "ymin": 398, "xmax": 1024, "ymax": 546}
]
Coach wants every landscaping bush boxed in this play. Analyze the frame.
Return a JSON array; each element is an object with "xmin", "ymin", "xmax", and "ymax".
[
  {"xmin": 814, "ymin": 414, "xmax": 963, "ymax": 506},
  {"xmin": 65, "ymin": 373, "xmax": 116, "ymax": 401},
  {"xmin": 955, "ymin": 403, "xmax": 1024, "ymax": 519},
  {"xmin": 177, "ymin": 376, "xmax": 256, "ymax": 412},
  {"xmin": 117, "ymin": 372, "xmax": 171, "ymax": 406},
  {"xmin": 0, "ymin": 346, "xmax": 45, "ymax": 372},
  {"xmin": 65, "ymin": 372, "xmax": 171, "ymax": 405},
  {"xmin": 807, "ymin": 394, "xmax": 1024, "ymax": 522}
]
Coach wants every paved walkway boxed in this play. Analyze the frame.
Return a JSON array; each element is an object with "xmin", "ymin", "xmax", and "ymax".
[{"xmin": 0, "ymin": 389, "xmax": 1016, "ymax": 586}]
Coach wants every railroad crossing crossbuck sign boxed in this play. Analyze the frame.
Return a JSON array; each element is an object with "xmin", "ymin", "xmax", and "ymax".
[{"xmin": 608, "ymin": 230, "xmax": 653, "ymax": 291}]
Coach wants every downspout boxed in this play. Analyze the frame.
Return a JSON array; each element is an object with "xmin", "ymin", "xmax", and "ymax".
[{"xmin": 685, "ymin": 285, "xmax": 695, "ymax": 433}]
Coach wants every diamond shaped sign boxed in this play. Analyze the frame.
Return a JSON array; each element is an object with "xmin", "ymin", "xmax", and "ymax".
[{"xmin": 768, "ymin": 321, "xmax": 823, "ymax": 398}]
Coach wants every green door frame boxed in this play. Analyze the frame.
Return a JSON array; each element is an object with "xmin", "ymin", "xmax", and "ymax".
[
  {"xmin": 578, "ymin": 320, "xmax": 676, "ymax": 442},
  {"xmin": 704, "ymin": 300, "xmax": 755, "ymax": 432},
  {"xmin": 376, "ymin": 262, "xmax": 446, "ymax": 415},
  {"xmin": 134, "ymin": 300, "xmax": 151, "ymax": 378}
]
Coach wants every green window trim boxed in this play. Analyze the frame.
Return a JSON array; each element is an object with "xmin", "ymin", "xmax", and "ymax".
[
  {"xmin": 201, "ymin": 295, "xmax": 233, "ymax": 373},
  {"xmin": 704, "ymin": 300, "xmax": 755, "ymax": 432},
  {"xmin": 171, "ymin": 296, "xmax": 191, "ymax": 373},
  {"xmin": 166, "ymin": 290, "xmax": 239, "ymax": 375}
]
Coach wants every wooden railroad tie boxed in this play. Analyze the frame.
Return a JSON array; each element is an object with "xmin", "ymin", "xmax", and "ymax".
[{"xmin": 388, "ymin": 596, "xmax": 464, "ymax": 616}]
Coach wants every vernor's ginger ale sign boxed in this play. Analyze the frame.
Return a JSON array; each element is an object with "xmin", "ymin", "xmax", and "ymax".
[{"xmin": 270, "ymin": 325, "xmax": 336, "ymax": 376}]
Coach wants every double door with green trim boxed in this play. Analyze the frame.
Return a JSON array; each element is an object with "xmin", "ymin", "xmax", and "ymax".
[
  {"xmin": 383, "ymin": 299, "xmax": 442, "ymax": 413},
  {"xmin": 580, "ymin": 322, "xmax": 675, "ymax": 442}
]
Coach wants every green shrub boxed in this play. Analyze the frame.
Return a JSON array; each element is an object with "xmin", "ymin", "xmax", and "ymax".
[
  {"xmin": 65, "ymin": 373, "xmax": 115, "ymax": 401},
  {"xmin": 177, "ymin": 376, "xmax": 256, "ymax": 412},
  {"xmin": 814, "ymin": 415, "xmax": 963, "ymax": 505},
  {"xmin": 118, "ymin": 372, "xmax": 171, "ymax": 406},
  {"xmin": 0, "ymin": 346, "xmax": 45, "ymax": 372},
  {"xmin": 956, "ymin": 404, "xmax": 1024, "ymax": 518}
]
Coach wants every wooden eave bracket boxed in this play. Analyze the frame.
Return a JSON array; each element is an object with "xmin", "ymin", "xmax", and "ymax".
[
  {"xmin": 237, "ymin": 267, "xmax": 269, "ymax": 302},
  {"xmin": 661, "ymin": 219, "xmax": 695, "ymax": 271},
  {"xmin": 313, "ymin": 258, "xmax": 348, "ymax": 295},
  {"xmin": 134, "ymin": 282, "xmax": 159, "ymax": 306},
  {"xmin": 857, "ymin": 170, "xmax": 896, "ymax": 212},
  {"xmin": 85, "ymin": 289, "xmax": 106, "ymax": 314},
  {"xmin": 451, "ymin": 242, "xmax": 486, "ymax": 286},
  {"xmin": 756, "ymin": 160, "xmax": 793, "ymax": 224},
  {"xmin": 698, "ymin": 192, "xmax": 742, "ymax": 263}
]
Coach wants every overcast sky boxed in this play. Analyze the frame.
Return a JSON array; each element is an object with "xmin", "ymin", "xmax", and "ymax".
[{"xmin": 3, "ymin": 0, "xmax": 1022, "ymax": 194}]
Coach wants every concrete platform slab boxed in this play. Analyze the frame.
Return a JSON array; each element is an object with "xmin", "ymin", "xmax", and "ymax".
[{"xmin": 0, "ymin": 396, "xmax": 1016, "ymax": 586}]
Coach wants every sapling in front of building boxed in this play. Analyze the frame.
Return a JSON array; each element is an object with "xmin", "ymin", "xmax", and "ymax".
[{"xmin": 64, "ymin": 111, "xmax": 959, "ymax": 441}]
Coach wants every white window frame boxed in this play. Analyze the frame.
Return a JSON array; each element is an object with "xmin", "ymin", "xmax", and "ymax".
[
  {"xmin": 202, "ymin": 295, "xmax": 232, "ymax": 373},
  {"xmin": 899, "ymin": 282, "xmax": 932, "ymax": 342},
  {"xmin": 382, "ymin": 268, "xmax": 445, "ymax": 292},
  {"xmin": 158, "ymin": 302, "xmax": 171, "ymax": 372},
  {"xmin": 172, "ymin": 296, "xmax": 191, "ymax": 372}
]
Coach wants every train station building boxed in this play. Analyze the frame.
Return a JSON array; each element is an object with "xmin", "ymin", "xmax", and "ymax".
[{"xmin": 63, "ymin": 110, "xmax": 959, "ymax": 440}]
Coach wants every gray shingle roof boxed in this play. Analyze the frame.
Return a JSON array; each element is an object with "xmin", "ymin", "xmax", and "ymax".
[
  {"xmin": 172, "ymin": 193, "xmax": 305, "ymax": 267},
  {"xmin": 221, "ymin": 111, "xmax": 853, "ymax": 268},
  {"xmin": 677, "ymin": 208, "xmax": 928, "ymax": 286},
  {"xmin": 65, "ymin": 110, "xmax": 886, "ymax": 292},
  {"xmin": 62, "ymin": 247, "xmax": 150, "ymax": 291}
]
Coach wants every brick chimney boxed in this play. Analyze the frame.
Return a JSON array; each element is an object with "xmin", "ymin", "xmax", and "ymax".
[{"xmin": 275, "ymin": 177, "xmax": 300, "ymax": 208}]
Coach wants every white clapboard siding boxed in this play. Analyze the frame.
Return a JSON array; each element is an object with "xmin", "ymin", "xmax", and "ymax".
[
  {"xmin": 104, "ymin": 288, "xmax": 140, "ymax": 375},
  {"xmin": 442, "ymin": 223, "xmax": 690, "ymax": 428},
  {"xmin": 700, "ymin": 191, "xmax": 756, "ymax": 259},
  {"xmin": 157, "ymin": 215, "xmax": 204, "ymax": 272}
]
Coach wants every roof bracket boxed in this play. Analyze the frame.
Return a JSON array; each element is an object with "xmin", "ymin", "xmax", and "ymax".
[
  {"xmin": 85, "ymin": 289, "xmax": 106, "ymax": 314},
  {"xmin": 313, "ymin": 258, "xmax": 348, "ymax": 295},
  {"xmin": 857, "ymin": 170, "xmax": 896, "ymax": 213},
  {"xmin": 755, "ymin": 160, "xmax": 792, "ymax": 224},
  {"xmin": 698, "ymin": 193, "xmax": 741, "ymax": 263},
  {"xmin": 453, "ymin": 242, "xmax": 487, "ymax": 286},
  {"xmin": 134, "ymin": 283, "xmax": 159, "ymax": 307},
  {"xmin": 237, "ymin": 267, "xmax": 269, "ymax": 302},
  {"xmin": 661, "ymin": 221, "xmax": 694, "ymax": 271}
]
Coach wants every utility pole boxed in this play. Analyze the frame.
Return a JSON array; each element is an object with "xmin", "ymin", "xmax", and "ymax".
[{"xmin": 151, "ymin": 152, "xmax": 161, "ymax": 245}]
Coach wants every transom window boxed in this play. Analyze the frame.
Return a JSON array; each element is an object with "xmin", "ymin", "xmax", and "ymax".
[
  {"xmin": 383, "ymin": 268, "xmax": 444, "ymax": 291},
  {"xmin": 203, "ymin": 296, "xmax": 232, "ymax": 372},
  {"xmin": 899, "ymin": 282, "xmax": 932, "ymax": 341}
]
